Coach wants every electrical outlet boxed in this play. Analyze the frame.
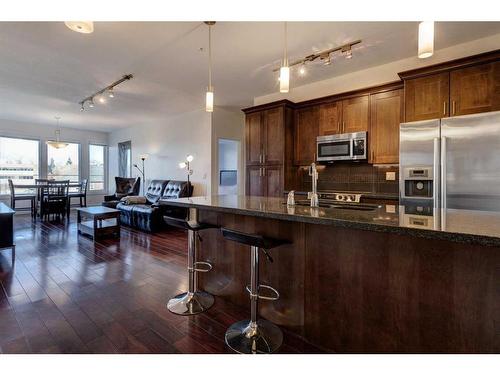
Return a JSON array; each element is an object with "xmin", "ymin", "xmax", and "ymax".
[
  {"xmin": 386, "ymin": 171, "xmax": 396, "ymax": 181},
  {"xmin": 386, "ymin": 204, "xmax": 396, "ymax": 213}
]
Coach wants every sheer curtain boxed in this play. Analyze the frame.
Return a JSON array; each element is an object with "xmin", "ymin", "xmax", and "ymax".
[{"xmin": 118, "ymin": 141, "xmax": 131, "ymax": 177}]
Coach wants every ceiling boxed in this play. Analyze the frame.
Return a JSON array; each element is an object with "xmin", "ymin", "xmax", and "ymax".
[{"xmin": 0, "ymin": 21, "xmax": 499, "ymax": 132}]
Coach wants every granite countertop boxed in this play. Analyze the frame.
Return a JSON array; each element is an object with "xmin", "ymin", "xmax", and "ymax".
[{"xmin": 162, "ymin": 195, "xmax": 500, "ymax": 247}]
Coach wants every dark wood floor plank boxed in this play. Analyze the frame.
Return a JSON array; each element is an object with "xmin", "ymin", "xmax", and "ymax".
[{"xmin": 0, "ymin": 212, "xmax": 322, "ymax": 353}]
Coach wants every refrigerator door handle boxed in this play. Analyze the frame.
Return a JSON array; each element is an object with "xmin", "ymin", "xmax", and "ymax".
[
  {"xmin": 441, "ymin": 136, "xmax": 447, "ymax": 229},
  {"xmin": 433, "ymin": 137, "xmax": 440, "ymax": 211}
]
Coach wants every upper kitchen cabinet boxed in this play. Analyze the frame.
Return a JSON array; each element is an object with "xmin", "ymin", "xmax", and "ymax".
[
  {"xmin": 263, "ymin": 106, "xmax": 285, "ymax": 165},
  {"xmin": 403, "ymin": 72, "xmax": 450, "ymax": 122},
  {"xmin": 450, "ymin": 61, "xmax": 500, "ymax": 116},
  {"xmin": 369, "ymin": 89, "xmax": 404, "ymax": 164},
  {"xmin": 341, "ymin": 95, "xmax": 369, "ymax": 133},
  {"xmin": 294, "ymin": 106, "xmax": 319, "ymax": 165},
  {"xmin": 319, "ymin": 101, "xmax": 342, "ymax": 135},
  {"xmin": 399, "ymin": 50, "xmax": 500, "ymax": 121},
  {"xmin": 245, "ymin": 111, "xmax": 263, "ymax": 166}
]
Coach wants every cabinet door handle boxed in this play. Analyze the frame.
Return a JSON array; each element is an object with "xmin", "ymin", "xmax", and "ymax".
[
  {"xmin": 262, "ymin": 167, "xmax": 266, "ymax": 177},
  {"xmin": 443, "ymin": 101, "xmax": 447, "ymax": 116},
  {"xmin": 259, "ymin": 154, "xmax": 263, "ymax": 164},
  {"xmin": 452, "ymin": 101, "xmax": 456, "ymax": 115}
]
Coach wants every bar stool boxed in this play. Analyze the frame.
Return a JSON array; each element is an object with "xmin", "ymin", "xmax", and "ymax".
[
  {"xmin": 164, "ymin": 215, "xmax": 217, "ymax": 315},
  {"xmin": 221, "ymin": 227, "xmax": 290, "ymax": 354}
]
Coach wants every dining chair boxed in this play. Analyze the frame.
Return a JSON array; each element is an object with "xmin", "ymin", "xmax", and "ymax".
[
  {"xmin": 69, "ymin": 179, "xmax": 88, "ymax": 208},
  {"xmin": 8, "ymin": 179, "xmax": 36, "ymax": 217},
  {"xmin": 40, "ymin": 180, "xmax": 70, "ymax": 221}
]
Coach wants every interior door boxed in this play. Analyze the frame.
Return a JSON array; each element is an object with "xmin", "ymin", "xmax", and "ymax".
[
  {"xmin": 441, "ymin": 111, "xmax": 500, "ymax": 212},
  {"xmin": 263, "ymin": 107, "xmax": 284, "ymax": 165},
  {"xmin": 246, "ymin": 112, "xmax": 263, "ymax": 166},
  {"xmin": 342, "ymin": 96, "xmax": 369, "ymax": 133}
]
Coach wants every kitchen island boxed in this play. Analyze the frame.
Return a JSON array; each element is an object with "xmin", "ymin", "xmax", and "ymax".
[{"xmin": 163, "ymin": 195, "xmax": 500, "ymax": 353}]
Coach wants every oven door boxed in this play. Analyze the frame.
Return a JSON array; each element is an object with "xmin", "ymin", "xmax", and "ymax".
[{"xmin": 317, "ymin": 140, "xmax": 352, "ymax": 161}]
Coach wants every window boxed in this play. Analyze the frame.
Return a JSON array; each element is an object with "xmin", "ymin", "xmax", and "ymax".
[
  {"xmin": 89, "ymin": 144, "xmax": 106, "ymax": 191},
  {"xmin": 118, "ymin": 141, "xmax": 132, "ymax": 177},
  {"xmin": 47, "ymin": 142, "xmax": 80, "ymax": 181},
  {"xmin": 0, "ymin": 136, "xmax": 40, "ymax": 195}
]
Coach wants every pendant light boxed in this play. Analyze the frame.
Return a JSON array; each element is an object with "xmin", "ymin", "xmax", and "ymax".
[
  {"xmin": 47, "ymin": 116, "xmax": 69, "ymax": 149},
  {"xmin": 279, "ymin": 22, "xmax": 290, "ymax": 93},
  {"xmin": 418, "ymin": 21, "xmax": 434, "ymax": 59},
  {"xmin": 205, "ymin": 21, "xmax": 216, "ymax": 112},
  {"xmin": 64, "ymin": 21, "xmax": 94, "ymax": 34}
]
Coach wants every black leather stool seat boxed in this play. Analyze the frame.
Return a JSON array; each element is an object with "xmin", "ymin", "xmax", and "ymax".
[
  {"xmin": 221, "ymin": 228, "xmax": 289, "ymax": 250},
  {"xmin": 163, "ymin": 216, "xmax": 219, "ymax": 232}
]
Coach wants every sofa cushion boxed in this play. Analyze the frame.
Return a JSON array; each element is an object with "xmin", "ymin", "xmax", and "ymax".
[
  {"xmin": 145, "ymin": 180, "xmax": 169, "ymax": 204},
  {"xmin": 161, "ymin": 180, "xmax": 191, "ymax": 199}
]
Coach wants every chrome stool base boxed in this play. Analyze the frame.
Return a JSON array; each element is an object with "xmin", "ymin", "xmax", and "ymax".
[
  {"xmin": 225, "ymin": 319, "xmax": 283, "ymax": 354},
  {"xmin": 167, "ymin": 291, "xmax": 214, "ymax": 316}
]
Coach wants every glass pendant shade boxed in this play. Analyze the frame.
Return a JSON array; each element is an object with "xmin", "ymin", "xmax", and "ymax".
[
  {"xmin": 206, "ymin": 90, "xmax": 214, "ymax": 112},
  {"xmin": 47, "ymin": 130, "xmax": 68, "ymax": 149},
  {"xmin": 418, "ymin": 21, "xmax": 434, "ymax": 59},
  {"xmin": 279, "ymin": 65, "xmax": 290, "ymax": 93}
]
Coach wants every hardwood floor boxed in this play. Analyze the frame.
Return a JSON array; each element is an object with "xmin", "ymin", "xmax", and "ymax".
[{"xmin": 0, "ymin": 212, "xmax": 322, "ymax": 354}]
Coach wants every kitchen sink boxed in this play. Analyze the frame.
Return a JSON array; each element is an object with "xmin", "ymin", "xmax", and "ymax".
[{"xmin": 285, "ymin": 199, "xmax": 380, "ymax": 211}]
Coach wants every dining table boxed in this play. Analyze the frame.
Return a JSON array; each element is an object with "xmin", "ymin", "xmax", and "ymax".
[{"xmin": 12, "ymin": 181, "xmax": 82, "ymax": 218}]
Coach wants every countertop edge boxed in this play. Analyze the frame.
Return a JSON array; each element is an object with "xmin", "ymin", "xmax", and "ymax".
[{"xmin": 162, "ymin": 200, "xmax": 500, "ymax": 247}]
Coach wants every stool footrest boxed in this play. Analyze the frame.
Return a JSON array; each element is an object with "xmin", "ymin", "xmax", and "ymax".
[
  {"xmin": 193, "ymin": 261, "xmax": 213, "ymax": 273},
  {"xmin": 245, "ymin": 284, "xmax": 280, "ymax": 301}
]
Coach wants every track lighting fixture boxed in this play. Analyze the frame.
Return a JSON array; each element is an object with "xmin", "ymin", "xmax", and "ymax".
[
  {"xmin": 79, "ymin": 74, "xmax": 133, "ymax": 111},
  {"xmin": 273, "ymin": 40, "xmax": 361, "ymax": 74},
  {"xmin": 205, "ymin": 21, "xmax": 216, "ymax": 112}
]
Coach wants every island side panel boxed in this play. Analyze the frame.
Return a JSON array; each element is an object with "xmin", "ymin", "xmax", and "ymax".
[
  {"xmin": 197, "ymin": 209, "xmax": 306, "ymax": 334},
  {"xmin": 305, "ymin": 223, "xmax": 500, "ymax": 353}
]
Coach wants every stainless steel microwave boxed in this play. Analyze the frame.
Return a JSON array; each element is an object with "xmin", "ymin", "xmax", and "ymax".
[{"xmin": 316, "ymin": 131, "xmax": 367, "ymax": 162}]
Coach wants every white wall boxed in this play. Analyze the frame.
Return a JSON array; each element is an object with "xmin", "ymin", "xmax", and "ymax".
[
  {"xmin": 211, "ymin": 107, "xmax": 245, "ymax": 195},
  {"xmin": 0, "ymin": 118, "xmax": 108, "ymax": 207},
  {"xmin": 254, "ymin": 33, "xmax": 500, "ymax": 105},
  {"xmin": 108, "ymin": 109, "xmax": 212, "ymax": 196}
]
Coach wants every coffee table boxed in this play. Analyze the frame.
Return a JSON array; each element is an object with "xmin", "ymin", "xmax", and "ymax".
[{"xmin": 77, "ymin": 206, "xmax": 120, "ymax": 241}]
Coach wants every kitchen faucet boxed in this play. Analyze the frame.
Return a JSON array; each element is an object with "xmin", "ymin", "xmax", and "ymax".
[{"xmin": 308, "ymin": 162, "xmax": 319, "ymax": 208}]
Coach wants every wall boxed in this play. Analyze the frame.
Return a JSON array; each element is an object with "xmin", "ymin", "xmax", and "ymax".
[
  {"xmin": 211, "ymin": 107, "xmax": 245, "ymax": 195},
  {"xmin": 0, "ymin": 118, "xmax": 108, "ymax": 207},
  {"xmin": 254, "ymin": 33, "xmax": 500, "ymax": 105},
  {"xmin": 108, "ymin": 109, "xmax": 213, "ymax": 196}
]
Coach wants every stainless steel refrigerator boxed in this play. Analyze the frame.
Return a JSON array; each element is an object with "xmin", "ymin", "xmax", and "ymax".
[{"xmin": 399, "ymin": 111, "xmax": 500, "ymax": 213}]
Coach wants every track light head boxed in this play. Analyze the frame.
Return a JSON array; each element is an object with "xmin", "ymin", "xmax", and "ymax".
[
  {"xmin": 98, "ymin": 95, "xmax": 106, "ymax": 104},
  {"xmin": 80, "ymin": 104, "xmax": 85, "ymax": 112},
  {"xmin": 108, "ymin": 89, "xmax": 114, "ymax": 98},
  {"xmin": 342, "ymin": 46, "xmax": 353, "ymax": 59},
  {"xmin": 89, "ymin": 99, "xmax": 94, "ymax": 108},
  {"xmin": 299, "ymin": 63, "xmax": 307, "ymax": 76}
]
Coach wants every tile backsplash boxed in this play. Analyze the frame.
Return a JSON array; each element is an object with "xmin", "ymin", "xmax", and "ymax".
[{"xmin": 299, "ymin": 162, "xmax": 399, "ymax": 196}]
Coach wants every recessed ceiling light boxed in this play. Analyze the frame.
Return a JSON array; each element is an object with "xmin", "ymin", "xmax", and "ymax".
[{"xmin": 64, "ymin": 21, "xmax": 94, "ymax": 34}]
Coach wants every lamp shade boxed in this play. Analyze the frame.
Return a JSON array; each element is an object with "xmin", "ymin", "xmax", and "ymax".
[
  {"xmin": 206, "ymin": 90, "xmax": 214, "ymax": 112},
  {"xmin": 418, "ymin": 21, "xmax": 434, "ymax": 59},
  {"xmin": 279, "ymin": 66, "xmax": 290, "ymax": 93}
]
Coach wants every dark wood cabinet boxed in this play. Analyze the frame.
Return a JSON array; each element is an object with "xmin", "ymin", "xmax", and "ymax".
[
  {"xmin": 404, "ymin": 72, "xmax": 450, "ymax": 122},
  {"xmin": 341, "ymin": 95, "xmax": 369, "ymax": 133},
  {"xmin": 264, "ymin": 165, "xmax": 283, "ymax": 197},
  {"xmin": 294, "ymin": 107, "xmax": 319, "ymax": 165},
  {"xmin": 245, "ymin": 111, "xmax": 263, "ymax": 166},
  {"xmin": 246, "ymin": 166, "xmax": 264, "ymax": 197},
  {"xmin": 319, "ymin": 102, "xmax": 342, "ymax": 135},
  {"xmin": 243, "ymin": 101, "xmax": 295, "ymax": 197},
  {"xmin": 450, "ymin": 61, "xmax": 500, "ymax": 116},
  {"xmin": 369, "ymin": 89, "xmax": 404, "ymax": 164},
  {"xmin": 263, "ymin": 107, "xmax": 285, "ymax": 165}
]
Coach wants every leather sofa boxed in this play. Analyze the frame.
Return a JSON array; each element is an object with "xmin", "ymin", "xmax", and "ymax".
[
  {"xmin": 102, "ymin": 177, "xmax": 141, "ymax": 209},
  {"xmin": 116, "ymin": 179, "xmax": 191, "ymax": 232}
]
